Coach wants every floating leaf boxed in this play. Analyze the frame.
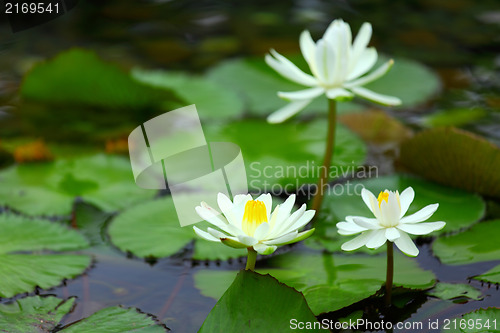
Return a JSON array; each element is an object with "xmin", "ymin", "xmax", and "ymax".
[
  {"xmin": 21, "ymin": 49, "xmax": 181, "ymax": 109},
  {"xmin": 0, "ymin": 154, "xmax": 155, "ymax": 216},
  {"xmin": 108, "ymin": 197, "xmax": 245, "ymax": 260},
  {"xmin": 194, "ymin": 251, "xmax": 435, "ymax": 315},
  {"xmin": 0, "ymin": 214, "xmax": 90, "ymax": 298},
  {"xmin": 433, "ymin": 220, "xmax": 500, "ymax": 265},
  {"xmin": 427, "ymin": 283, "xmax": 483, "ymax": 301},
  {"xmin": 455, "ymin": 308, "xmax": 500, "ymax": 333},
  {"xmin": 132, "ymin": 69, "xmax": 244, "ymax": 119},
  {"xmin": 199, "ymin": 270, "xmax": 327, "ymax": 332},
  {"xmin": 400, "ymin": 127, "xmax": 500, "ymax": 198},
  {"xmin": 307, "ymin": 174, "xmax": 485, "ymax": 253},
  {"xmin": 475, "ymin": 264, "xmax": 500, "ymax": 284},
  {"xmin": 204, "ymin": 119, "xmax": 366, "ymax": 189},
  {"xmin": 339, "ymin": 110, "xmax": 413, "ymax": 144},
  {"xmin": 59, "ymin": 306, "xmax": 167, "ymax": 332},
  {"xmin": 0, "ymin": 296, "xmax": 75, "ymax": 332},
  {"xmin": 0, "ymin": 296, "xmax": 167, "ymax": 332},
  {"xmin": 73, "ymin": 201, "xmax": 114, "ymax": 246},
  {"xmin": 422, "ymin": 108, "xmax": 487, "ymax": 128}
]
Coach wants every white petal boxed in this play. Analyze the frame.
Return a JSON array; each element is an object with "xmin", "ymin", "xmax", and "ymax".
[
  {"xmin": 217, "ymin": 193, "xmax": 237, "ymax": 226},
  {"xmin": 336, "ymin": 221, "xmax": 367, "ymax": 235},
  {"xmin": 351, "ymin": 86, "xmax": 402, "ymax": 106},
  {"xmin": 325, "ymin": 88, "xmax": 353, "ymax": 100},
  {"xmin": 394, "ymin": 231, "xmax": 419, "ymax": 257},
  {"xmin": 267, "ymin": 99, "xmax": 312, "ymax": 124},
  {"xmin": 264, "ymin": 230, "xmax": 298, "ymax": 245},
  {"xmin": 350, "ymin": 22, "xmax": 372, "ymax": 67},
  {"xmin": 300, "ymin": 30, "xmax": 319, "ymax": 77},
  {"xmin": 353, "ymin": 216, "xmax": 382, "ymax": 230},
  {"xmin": 361, "ymin": 188, "xmax": 377, "ymax": 214},
  {"xmin": 400, "ymin": 203, "xmax": 439, "ymax": 224},
  {"xmin": 345, "ymin": 59, "xmax": 394, "ymax": 88},
  {"xmin": 275, "ymin": 194, "xmax": 296, "ymax": 224},
  {"xmin": 255, "ymin": 193, "xmax": 273, "ymax": 220},
  {"xmin": 397, "ymin": 221, "xmax": 446, "ymax": 235},
  {"xmin": 380, "ymin": 192, "xmax": 401, "ymax": 226},
  {"xmin": 314, "ymin": 39, "xmax": 332, "ymax": 84},
  {"xmin": 398, "ymin": 187, "xmax": 414, "ymax": 218},
  {"xmin": 282, "ymin": 210, "xmax": 315, "ymax": 234},
  {"xmin": 269, "ymin": 203, "xmax": 306, "ymax": 238},
  {"xmin": 237, "ymin": 234, "xmax": 258, "ymax": 246},
  {"xmin": 265, "ymin": 50, "xmax": 317, "ymax": 86},
  {"xmin": 341, "ymin": 231, "xmax": 372, "ymax": 251},
  {"xmin": 385, "ymin": 227, "xmax": 401, "ymax": 242},
  {"xmin": 195, "ymin": 204, "xmax": 239, "ymax": 236},
  {"xmin": 347, "ymin": 47, "xmax": 377, "ymax": 80},
  {"xmin": 278, "ymin": 87, "xmax": 324, "ymax": 101},
  {"xmin": 365, "ymin": 229, "xmax": 388, "ymax": 249},
  {"xmin": 233, "ymin": 194, "xmax": 251, "ymax": 205},
  {"xmin": 253, "ymin": 243, "xmax": 277, "ymax": 255},
  {"xmin": 207, "ymin": 227, "xmax": 231, "ymax": 239},
  {"xmin": 253, "ymin": 222, "xmax": 270, "ymax": 240},
  {"xmin": 193, "ymin": 226, "xmax": 220, "ymax": 242},
  {"xmin": 324, "ymin": 20, "xmax": 351, "ymax": 85}
]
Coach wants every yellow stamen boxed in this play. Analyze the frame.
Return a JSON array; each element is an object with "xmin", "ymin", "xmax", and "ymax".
[
  {"xmin": 377, "ymin": 191, "xmax": 389, "ymax": 207},
  {"xmin": 242, "ymin": 200, "xmax": 268, "ymax": 236}
]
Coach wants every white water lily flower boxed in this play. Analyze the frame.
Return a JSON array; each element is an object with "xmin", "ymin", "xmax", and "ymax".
[
  {"xmin": 265, "ymin": 19, "xmax": 402, "ymax": 123},
  {"xmin": 336, "ymin": 187, "xmax": 445, "ymax": 257},
  {"xmin": 193, "ymin": 193, "xmax": 315, "ymax": 255}
]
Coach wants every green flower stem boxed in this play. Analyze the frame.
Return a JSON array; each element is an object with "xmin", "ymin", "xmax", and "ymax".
[
  {"xmin": 311, "ymin": 99, "xmax": 337, "ymax": 214},
  {"xmin": 385, "ymin": 241, "xmax": 394, "ymax": 307},
  {"xmin": 245, "ymin": 247, "xmax": 257, "ymax": 271}
]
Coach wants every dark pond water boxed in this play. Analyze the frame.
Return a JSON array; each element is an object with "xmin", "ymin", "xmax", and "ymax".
[{"xmin": 1, "ymin": 0, "xmax": 500, "ymax": 332}]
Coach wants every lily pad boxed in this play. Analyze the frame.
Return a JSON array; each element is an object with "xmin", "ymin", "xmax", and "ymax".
[
  {"xmin": 451, "ymin": 308, "xmax": 500, "ymax": 333},
  {"xmin": 427, "ymin": 283, "xmax": 483, "ymax": 301},
  {"xmin": 400, "ymin": 127, "xmax": 500, "ymax": 198},
  {"xmin": 433, "ymin": 220, "xmax": 500, "ymax": 265},
  {"xmin": 59, "ymin": 306, "xmax": 167, "ymax": 332},
  {"xmin": 0, "ymin": 154, "xmax": 156, "ymax": 216},
  {"xmin": 474, "ymin": 264, "xmax": 500, "ymax": 284},
  {"xmin": 194, "ymin": 251, "xmax": 436, "ymax": 315},
  {"xmin": 0, "ymin": 214, "xmax": 90, "ymax": 298},
  {"xmin": 0, "ymin": 296, "xmax": 167, "ymax": 332},
  {"xmin": 107, "ymin": 197, "xmax": 245, "ymax": 260},
  {"xmin": 199, "ymin": 270, "xmax": 327, "ymax": 332},
  {"xmin": 132, "ymin": 69, "xmax": 244, "ymax": 119},
  {"xmin": 307, "ymin": 174, "xmax": 485, "ymax": 253},
  {"xmin": 204, "ymin": 119, "xmax": 367, "ymax": 189},
  {"xmin": 0, "ymin": 296, "xmax": 75, "ymax": 332},
  {"xmin": 422, "ymin": 108, "xmax": 487, "ymax": 128}
]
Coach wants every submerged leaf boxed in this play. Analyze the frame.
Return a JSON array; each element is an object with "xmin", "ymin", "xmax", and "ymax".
[
  {"xmin": 427, "ymin": 283, "xmax": 483, "ymax": 301},
  {"xmin": 199, "ymin": 271, "xmax": 327, "ymax": 332},
  {"xmin": 400, "ymin": 127, "xmax": 500, "ymax": 198},
  {"xmin": 475, "ymin": 264, "xmax": 500, "ymax": 284}
]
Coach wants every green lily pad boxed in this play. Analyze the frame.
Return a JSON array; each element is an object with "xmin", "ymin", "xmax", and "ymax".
[
  {"xmin": 427, "ymin": 283, "xmax": 483, "ymax": 301},
  {"xmin": 194, "ymin": 251, "xmax": 436, "ymax": 315},
  {"xmin": 449, "ymin": 308, "xmax": 500, "ymax": 333},
  {"xmin": 131, "ymin": 69, "xmax": 244, "ymax": 119},
  {"xmin": 422, "ymin": 108, "xmax": 487, "ymax": 128},
  {"xmin": 204, "ymin": 119, "xmax": 366, "ymax": 189},
  {"xmin": 307, "ymin": 174, "xmax": 485, "ymax": 254},
  {"xmin": 59, "ymin": 306, "xmax": 167, "ymax": 332},
  {"xmin": 0, "ymin": 296, "xmax": 167, "ymax": 332},
  {"xmin": 400, "ymin": 127, "xmax": 500, "ymax": 198},
  {"xmin": 0, "ymin": 214, "xmax": 90, "ymax": 298},
  {"xmin": 199, "ymin": 270, "xmax": 327, "ymax": 332},
  {"xmin": 21, "ymin": 49, "xmax": 180, "ymax": 108},
  {"xmin": 108, "ymin": 197, "xmax": 246, "ymax": 260},
  {"xmin": 433, "ymin": 220, "xmax": 500, "ymax": 265},
  {"xmin": 475, "ymin": 264, "xmax": 500, "ymax": 284},
  {"xmin": 0, "ymin": 154, "xmax": 156, "ymax": 216},
  {"xmin": 0, "ymin": 296, "xmax": 75, "ymax": 332}
]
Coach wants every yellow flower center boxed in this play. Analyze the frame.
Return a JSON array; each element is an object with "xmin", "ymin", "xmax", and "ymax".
[
  {"xmin": 242, "ymin": 200, "xmax": 268, "ymax": 236},
  {"xmin": 377, "ymin": 191, "xmax": 389, "ymax": 207}
]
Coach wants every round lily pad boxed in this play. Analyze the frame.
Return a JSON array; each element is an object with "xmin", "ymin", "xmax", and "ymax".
[
  {"xmin": 204, "ymin": 119, "xmax": 367, "ymax": 190},
  {"xmin": 0, "ymin": 214, "xmax": 91, "ymax": 298},
  {"xmin": 0, "ymin": 154, "xmax": 156, "ymax": 216},
  {"xmin": 107, "ymin": 197, "xmax": 245, "ymax": 260}
]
